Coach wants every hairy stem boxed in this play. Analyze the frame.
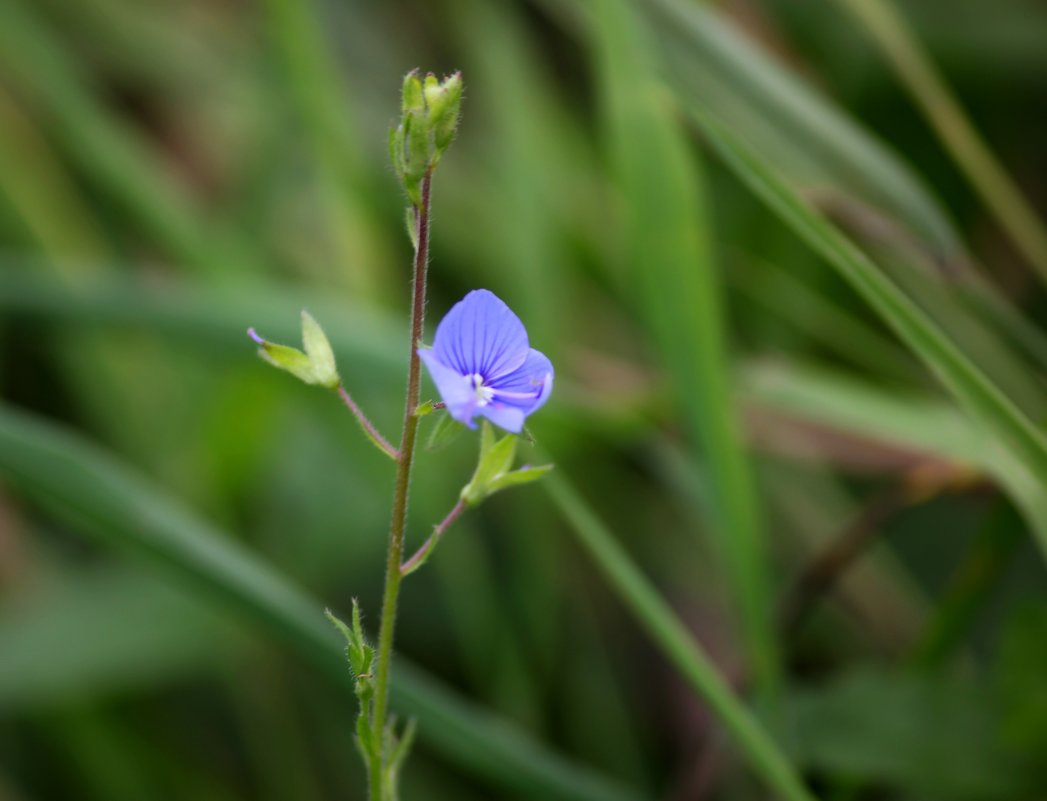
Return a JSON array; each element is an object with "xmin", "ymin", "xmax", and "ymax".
[
  {"xmin": 337, "ymin": 384, "xmax": 399, "ymax": 460},
  {"xmin": 400, "ymin": 498, "xmax": 466, "ymax": 576},
  {"xmin": 370, "ymin": 171, "xmax": 432, "ymax": 800}
]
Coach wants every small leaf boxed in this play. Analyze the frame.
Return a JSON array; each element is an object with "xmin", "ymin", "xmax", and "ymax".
[
  {"xmin": 427, "ymin": 412, "xmax": 466, "ymax": 450},
  {"xmin": 486, "ymin": 464, "xmax": 554, "ymax": 496},
  {"xmin": 325, "ymin": 608, "xmax": 358, "ymax": 678},
  {"xmin": 389, "ymin": 718, "xmax": 417, "ymax": 772}
]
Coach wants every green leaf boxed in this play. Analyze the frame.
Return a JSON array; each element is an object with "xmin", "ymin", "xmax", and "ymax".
[
  {"xmin": 389, "ymin": 718, "xmax": 417, "ymax": 773},
  {"xmin": 692, "ymin": 107, "xmax": 1047, "ymax": 555},
  {"xmin": 640, "ymin": 0, "xmax": 962, "ymax": 260},
  {"xmin": 785, "ymin": 669, "xmax": 1034, "ymax": 799},
  {"xmin": 0, "ymin": 403, "xmax": 643, "ymax": 801},
  {"xmin": 544, "ymin": 475, "xmax": 816, "ymax": 801},
  {"xmin": 593, "ymin": 0, "xmax": 776, "ymax": 693},
  {"xmin": 741, "ymin": 360, "xmax": 1047, "ymax": 547}
]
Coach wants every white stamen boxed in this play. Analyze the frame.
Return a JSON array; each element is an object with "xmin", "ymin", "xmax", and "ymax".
[{"xmin": 471, "ymin": 373, "xmax": 495, "ymax": 406}]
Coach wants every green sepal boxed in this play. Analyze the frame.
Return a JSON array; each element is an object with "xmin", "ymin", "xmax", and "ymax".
[
  {"xmin": 486, "ymin": 464, "xmax": 554, "ymax": 496},
  {"xmin": 428, "ymin": 71, "xmax": 463, "ymax": 156},
  {"xmin": 404, "ymin": 205, "xmax": 418, "ymax": 250},
  {"xmin": 389, "ymin": 126, "xmax": 406, "ymax": 185},
  {"xmin": 426, "ymin": 412, "xmax": 466, "ymax": 450},
  {"xmin": 461, "ymin": 422, "xmax": 517, "ymax": 505},
  {"xmin": 251, "ymin": 311, "xmax": 339, "ymax": 388},
  {"xmin": 404, "ymin": 107, "xmax": 429, "ymax": 199},
  {"xmin": 325, "ymin": 602, "xmax": 375, "ymax": 684},
  {"xmin": 460, "ymin": 422, "xmax": 553, "ymax": 505},
  {"xmin": 390, "ymin": 69, "xmax": 463, "ymax": 207},
  {"xmin": 300, "ymin": 311, "xmax": 338, "ymax": 386},
  {"xmin": 401, "ymin": 69, "xmax": 424, "ymax": 116}
]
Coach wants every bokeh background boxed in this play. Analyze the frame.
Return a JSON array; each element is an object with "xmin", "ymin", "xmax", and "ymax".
[{"xmin": 2, "ymin": 0, "xmax": 1047, "ymax": 799}]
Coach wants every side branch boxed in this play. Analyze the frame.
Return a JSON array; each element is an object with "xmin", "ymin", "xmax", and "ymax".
[
  {"xmin": 337, "ymin": 384, "xmax": 399, "ymax": 460},
  {"xmin": 400, "ymin": 498, "xmax": 466, "ymax": 576}
]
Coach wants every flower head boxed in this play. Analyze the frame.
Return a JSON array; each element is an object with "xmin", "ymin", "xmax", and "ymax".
[{"xmin": 419, "ymin": 290, "xmax": 553, "ymax": 433}]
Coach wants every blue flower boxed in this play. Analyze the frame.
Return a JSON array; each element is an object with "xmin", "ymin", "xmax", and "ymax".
[{"xmin": 419, "ymin": 289, "xmax": 553, "ymax": 433}]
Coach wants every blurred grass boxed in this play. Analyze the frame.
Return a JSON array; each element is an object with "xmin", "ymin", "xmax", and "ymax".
[{"xmin": 1, "ymin": 0, "xmax": 1046, "ymax": 798}]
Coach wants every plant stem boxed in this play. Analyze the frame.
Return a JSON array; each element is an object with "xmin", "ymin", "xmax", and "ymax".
[
  {"xmin": 370, "ymin": 171, "xmax": 432, "ymax": 800},
  {"xmin": 337, "ymin": 383, "xmax": 399, "ymax": 460},
  {"xmin": 400, "ymin": 499, "xmax": 466, "ymax": 576}
]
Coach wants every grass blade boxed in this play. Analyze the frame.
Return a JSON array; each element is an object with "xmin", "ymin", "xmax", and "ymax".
[
  {"xmin": 594, "ymin": 0, "xmax": 775, "ymax": 690},
  {"xmin": 545, "ymin": 474, "xmax": 817, "ymax": 801},
  {"xmin": 832, "ymin": 0, "xmax": 1047, "ymax": 285},
  {"xmin": 692, "ymin": 110, "xmax": 1047, "ymax": 516},
  {"xmin": 639, "ymin": 0, "xmax": 963, "ymax": 261},
  {"xmin": 0, "ymin": 0, "xmax": 248, "ymax": 277},
  {"xmin": 742, "ymin": 361, "xmax": 1047, "ymax": 547}
]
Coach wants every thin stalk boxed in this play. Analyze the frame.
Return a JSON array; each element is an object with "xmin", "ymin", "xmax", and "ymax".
[
  {"xmin": 370, "ymin": 171, "xmax": 432, "ymax": 800},
  {"xmin": 400, "ymin": 499, "xmax": 466, "ymax": 576},
  {"xmin": 832, "ymin": 0, "xmax": 1047, "ymax": 284},
  {"xmin": 336, "ymin": 384, "xmax": 399, "ymax": 460}
]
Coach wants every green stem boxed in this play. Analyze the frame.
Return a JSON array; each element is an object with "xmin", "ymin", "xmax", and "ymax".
[{"xmin": 370, "ymin": 171, "xmax": 432, "ymax": 800}]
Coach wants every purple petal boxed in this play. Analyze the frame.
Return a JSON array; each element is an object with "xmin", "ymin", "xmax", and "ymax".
[
  {"xmin": 479, "ymin": 404, "xmax": 526, "ymax": 433},
  {"xmin": 488, "ymin": 348, "xmax": 554, "ymax": 415},
  {"xmin": 418, "ymin": 349, "xmax": 479, "ymax": 427},
  {"xmin": 432, "ymin": 290, "xmax": 529, "ymax": 380}
]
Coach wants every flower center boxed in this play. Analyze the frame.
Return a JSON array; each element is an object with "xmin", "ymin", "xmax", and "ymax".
[{"xmin": 470, "ymin": 373, "xmax": 495, "ymax": 406}]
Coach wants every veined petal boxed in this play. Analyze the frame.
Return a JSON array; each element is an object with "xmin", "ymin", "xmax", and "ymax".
[
  {"xmin": 418, "ymin": 349, "xmax": 479, "ymax": 428},
  {"xmin": 489, "ymin": 348, "xmax": 554, "ymax": 414},
  {"xmin": 432, "ymin": 290, "xmax": 529, "ymax": 380},
  {"xmin": 479, "ymin": 403, "xmax": 526, "ymax": 434}
]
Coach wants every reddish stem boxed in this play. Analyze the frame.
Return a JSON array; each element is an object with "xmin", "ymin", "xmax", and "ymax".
[
  {"xmin": 400, "ymin": 499, "xmax": 466, "ymax": 576},
  {"xmin": 336, "ymin": 384, "xmax": 399, "ymax": 460}
]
